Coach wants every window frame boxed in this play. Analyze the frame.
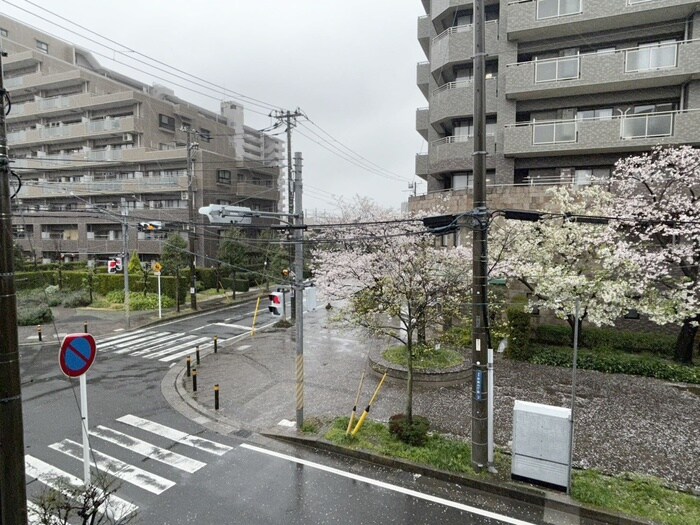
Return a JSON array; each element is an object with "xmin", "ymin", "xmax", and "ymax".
[
  {"xmin": 216, "ymin": 169, "xmax": 232, "ymax": 185},
  {"xmin": 158, "ymin": 114, "xmax": 176, "ymax": 132}
]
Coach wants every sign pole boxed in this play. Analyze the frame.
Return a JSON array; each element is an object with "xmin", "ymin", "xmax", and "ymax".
[
  {"xmin": 80, "ymin": 373, "xmax": 90, "ymax": 485},
  {"xmin": 156, "ymin": 271, "xmax": 162, "ymax": 318}
]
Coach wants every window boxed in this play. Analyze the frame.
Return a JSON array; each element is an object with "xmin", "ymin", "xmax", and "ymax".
[
  {"xmin": 452, "ymin": 172, "xmax": 473, "ymax": 190},
  {"xmin": 537, "ymin": 0, "xmax": 581, "ymax": 19},
  {"xmin": 452, "ymin": 116, "xmax": 497, "ymax": 138},
  {"xmin": 0, "ymin": 28, "xmax": 7, "ymax": 37},
  {"xmin": 199, "ymin": 128, "xmax": 211, "ymax": 142},
  {"xmin": 577, "ymin": 108, "xmax": 613, "ymax": 121},
  {"xmin": 216, "ymin": 169, "xmax": 232, "ymax": 184},
  {"xmin": 454, "ymin": 10, "xmax": 472, "ymax": 26},
  {"xmin": 36, "ymin": 40, "xmax": 49, "ymax": 53},
  {"xmin": 158, "ymin": 114, "xmax": 175, "ymax": 131},
  {"xmin": 625, "ymin": 40, "xmax": 677, "ymax": 72}
]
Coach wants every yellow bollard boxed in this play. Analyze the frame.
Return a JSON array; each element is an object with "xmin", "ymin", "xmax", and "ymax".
[
  {"xmin": 251, "ymin": 296, "xmax": 261, "ymax": 336},
  {"xmin": 346, "ymin": 371, "xmax": 366, "ymax": 435},
  {"xmin": 351, "ymin": 373, "xmax": 387, "ymax": 437}
]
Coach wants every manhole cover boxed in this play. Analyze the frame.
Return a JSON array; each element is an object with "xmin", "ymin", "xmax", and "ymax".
[{"xmin": 235, "ymin": 429, "xmax": 252, "ymax": 438}]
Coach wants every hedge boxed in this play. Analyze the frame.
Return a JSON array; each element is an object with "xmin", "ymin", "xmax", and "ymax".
[
  {"xmin": 529, "ymin": 346, "xmax": 699, "ymax": 384},
  {"xmin": 533, "ymin": 324, "xmax": 676, "ymax": 357},
  {"xmin": 506, "ymin": 306, "xmax": 532, "ymax": 360}
]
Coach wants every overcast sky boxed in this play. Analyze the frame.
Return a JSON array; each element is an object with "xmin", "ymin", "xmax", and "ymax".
[{"xmin": 2, "ymin": 0, "xmax": 428, "ymax": 215}]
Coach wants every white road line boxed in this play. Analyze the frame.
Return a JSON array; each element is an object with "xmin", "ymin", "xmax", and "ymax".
[
  {"xmin": 50, "ymin": 439, "xmax": 175, "ymax": 495},
  {"xmin": 27, "ymin": 501, "xmax": 62, "ymax": 525},
  {"xmin": 214, "ymin": 322, "xmax": 252, "ymax": 330},
  {"xmin": 99, "ymin": 331, "xmax": 173, "ymax": 352},
  {"xmin": 112, "ymin": 332, "xmax": 186, "ymax": 354},
  {"xmin": 25, "ymin": 455, "xmax": 138, "ymax": 521},
  {"xmin": 90, "ymin": 426, "xmax": 206, "ymax": 473},
  {"xmin": 156, "ymin": 339, "xmax": 213, "ymax": 362},
  {"xmin": 117, "ymin": 415, "xmax": 232, "ymax": 456},
  {"xmin": 97, "ymin": 329, "xmax": 149, "ymax": 346},
  {"xmin": 129, "ymin": 335, "xmax": 199, "ymax": 357},
  {"xmin": 240, "ymin": 444, "xmax": 537, "ymax": 525}
]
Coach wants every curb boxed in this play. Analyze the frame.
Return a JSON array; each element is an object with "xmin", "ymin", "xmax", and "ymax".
[{"xmin": 262, "ymin": 430, "xmax": 653, "ymax": 525}]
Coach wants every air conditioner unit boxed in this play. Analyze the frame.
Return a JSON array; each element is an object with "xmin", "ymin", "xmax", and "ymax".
[{"xmin": 122, "ymin": 133, "xmax": 134, "ymax": 142}]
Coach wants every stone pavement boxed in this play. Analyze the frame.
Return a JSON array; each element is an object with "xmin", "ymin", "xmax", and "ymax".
[{"xmin": 174, "ymin": 305, "xmax": 700, "ymax": 496}]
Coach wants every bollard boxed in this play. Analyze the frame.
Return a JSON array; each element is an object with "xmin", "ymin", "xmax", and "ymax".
[
  {"xmin": 192, "ymin": 369, "xmax": 198, "ymax": 392},
  {"xmin": 186, "ymin": 356, "xmax": 191, "ymax": 378},
  {"xmin": 196, "ymin": 346, "xmax": 200, "ymax": 365},
  {"xmin": 214, "ymin": 384, "xmax": 220, "ymax": 410},
  {"xmin": 214, "ymin": 336, "xmax": 218, "ymax": 354},
  {"xmin": 37, "ymin": 325, "xmax": 42, "ymax": 342},
  {"xmin": 83, "ymin": 321, "xmax": 88, "ymax": 333}
]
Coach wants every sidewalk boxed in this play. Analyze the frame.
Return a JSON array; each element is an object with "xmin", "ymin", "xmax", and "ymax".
[{"xmin": 172, "ymin": 305, "xmax": 700, "ymax": 498}]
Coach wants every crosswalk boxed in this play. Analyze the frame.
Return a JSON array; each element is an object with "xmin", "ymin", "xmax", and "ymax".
[
  {"xmin": 25, "ymin": 414, "xmax": 232, "ymax": 524},
  {"xmin": 95, "ymin": 329, "xmax": 225, "ymax": 362}
]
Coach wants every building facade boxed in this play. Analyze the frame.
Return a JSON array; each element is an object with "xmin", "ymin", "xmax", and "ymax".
[
  {"xmin": 410, "ymin": 0, "xmax": 700, "ymax": 215},
  {"xmin": 1, "ymin": 15, "xmax": 284, "ymax": 266}
]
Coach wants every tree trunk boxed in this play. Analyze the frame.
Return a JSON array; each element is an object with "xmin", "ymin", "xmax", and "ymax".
[
  {"xmin": 566, "ymin": 314, "xmax": 583, "ymax": 347},
  {"xmin": 405, "ymin": 332, "xmax": 414, "ymax": 425},
  {"xmin": 674, "ymin": 316, "xmax": 698, "ymax": 364},
  {"xmin": 232, "ymin": 270, "xmax": 237, "ymax": 300},
  {"xmin": 417, "ymin": 314, "xmax": 426, "ymax": 346}
]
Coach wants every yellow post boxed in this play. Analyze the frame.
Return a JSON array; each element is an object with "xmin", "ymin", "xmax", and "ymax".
[
  {"xmin": 351, "ymin": 373, "xmax": 387, "ymax": 437},
  {"xmin": 251, "ymin": 296, "xmax": 261, "ymax": 336},
  {"xmin": 346, "ymin": 371, "xmax": 366, "ymax": 435}
]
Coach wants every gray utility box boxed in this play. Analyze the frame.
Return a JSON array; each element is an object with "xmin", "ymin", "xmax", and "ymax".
[{"xmin": 511, "ymin": 400, "xmax": 571, "ymax": 490}]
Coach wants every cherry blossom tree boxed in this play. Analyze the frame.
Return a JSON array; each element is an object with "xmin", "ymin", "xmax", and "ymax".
[
  {"xmin": 312, "ymin": 198, "xmax": 472, "ymax": 423},
  {"xmin": 495, "ymin": 185, "xmax": 642, "ymax": 339},
  {"xmin": 610, "ymin": 146, "xmax": 700, "ymax": 364}
]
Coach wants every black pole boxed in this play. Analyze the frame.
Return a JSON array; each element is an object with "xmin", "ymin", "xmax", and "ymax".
[
  {"xmin": 471, "ymin": 0, "xmax": 489, "ymax": 471},
  {"xmin": 0, "ymin": 49, "xmax": 29, "ymax": 525},
  {"xmin": 214, "ymin": 384, "xmax": 220, "ymax": 410},
  {"xmin": 192, "ymin": 369, "xmax": 198, "ymax": 392}
]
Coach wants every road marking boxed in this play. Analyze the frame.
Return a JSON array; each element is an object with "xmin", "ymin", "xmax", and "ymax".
[
  {"xmin": 25, "ymin": 455, "xmax": 138, "ymax": 521},
  {"xmin": 90, "ymin": 426, "xmax": 206, "ymax": 473},
  {"xmin": 117, "ymin": 415, "xmax": 232, "ymax": 456},
  {"xmin": 132, "ymin": 335, "xmax": 204, "ymax": 358},
  {"xmin": 240, "ymin": 444, "xmax": 537, "ymax": 525},
  {"xmin": 214, "ymin": 322, "xmax": 252, "ymax": 330},
  {"xmin": 111, "ymin": 332, "xmax": 187, "ymax": 354},
  {"xmin": 50, "ymin": 439, "xmax": 175, "ymax": 495},
  {"xmin": 98, "ymin": 329, "xmax": 148, "ymax": 345},
  {"xmin": 154, "ymin": 338, "xmax": 212, "ymax": 361}
]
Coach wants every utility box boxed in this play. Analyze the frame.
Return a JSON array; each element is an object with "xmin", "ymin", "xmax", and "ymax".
[{"xmin": 511, "ymin": 400, "xmax": 571, "ymax": 490}]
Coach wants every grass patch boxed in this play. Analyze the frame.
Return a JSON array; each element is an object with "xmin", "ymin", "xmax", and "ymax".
[
  {"xmin": 383, "ymin": 345, "xmax": 464, "ymax": 371},
  {"xmin": 325, "ymin": 417, "xmax": 509, "ymax": 479},
  {"xmin": 572, "ymin": 470, "xmax": 700, "ymax": 525}
]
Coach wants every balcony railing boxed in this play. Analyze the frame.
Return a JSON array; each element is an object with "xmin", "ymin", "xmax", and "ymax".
[
  {"xmin": 621, "ymin": 112, "xmax": 674, "ymax": 138},
  {"xmin": 532, "ymin": 120, "xmax": 577, "ymax": 144},
  {"xmin": 433, "ymin": 79, "xmax": 473, "ymax": 95},
  {"xmin": 627, "ymin": 0, "xmax": 657, "ymax": 4},
  {"xmin": 534, "ymin": 55, "xmax": 580, "ymax": 82},
  {"xmin": 433, "ymin": 19, "xmax": 498, "ymax": 43},
  {"xmin": 536, "ymin": 0, "xmax": 582, "ymax": 19},
  {"xmin": 625, "ymin": 42, "xmax": 678, "ymax": 72}
]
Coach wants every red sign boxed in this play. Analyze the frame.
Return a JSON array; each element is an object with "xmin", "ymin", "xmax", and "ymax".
[{"xmin": 59, "ymin": 333, "xmax": 97, "ymax": 378}]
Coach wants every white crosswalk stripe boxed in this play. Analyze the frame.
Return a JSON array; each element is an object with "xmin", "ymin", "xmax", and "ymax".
[
  {"xmin": 90, "ymin": 425, "xmax": 206, "ymax": 473},
  {"xmin": 27, "ymin": 500, "xmax": 64, "ymax": 525},
  {"xmin": 117, "ymin": 414, "xmax": 233, "ymax": 455},
  {"xmin": 50, "ymin": 439, "xmax": 176, "ymax": 495},
  {"xmin": 25, "ymin": 455, "xmax": 138, "ymax": 521},
  {"xmin": 95, "ymin": 330, "xmax": 219, "ymax": 361}
]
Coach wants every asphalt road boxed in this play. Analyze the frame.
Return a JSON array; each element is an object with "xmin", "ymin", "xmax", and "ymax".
[{"xmin": 18, "ymin": 301, "xmax": 550, "ymax": 525}]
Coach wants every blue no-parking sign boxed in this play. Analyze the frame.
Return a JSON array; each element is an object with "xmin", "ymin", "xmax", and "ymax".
[{"xmin": 59, "ymin": 333, "xmax": 97, "ymax": 378}]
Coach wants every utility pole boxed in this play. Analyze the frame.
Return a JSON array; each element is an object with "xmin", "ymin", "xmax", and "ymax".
[
  {"xmin": 121, "ymin": 198, "xmax": 130, "ymax": 330},
  {"xmin": 0, "ymin": 49, "xmax": 29, "ymax": 525},
  {"xmin": 270, "ymin": 109, "xmax": 303, "ymax": 320},
  {"xmin": 471, "ymin": 0, "xmax": 489, "ymax": 471},
  {"xmin": 184, "ymin": 127, "xmax": 199, "ymax": 310},
  {"xmin": 293, "ymin": 152, "xmax": 305, "ymax": 430}
]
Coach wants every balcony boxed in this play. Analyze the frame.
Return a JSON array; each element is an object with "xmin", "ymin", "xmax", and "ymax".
[
  {"xmin": 5, "ymin": 69, "xmax": 88, "ymax": 93},
  {"xmin": 6, "ymin": 91, "xmax": 138, "ymax": 122},
  {"xmin": 8, "ymin": 116, "xmax": 141, "ymax": 147},
  {"xmin": 416, "ymin": 153, "xmax": 429, "ymax": 178},
  {"xmin": 234, "ymin": 182, "xmax": 278, "ymax": 200},
  {"xmin": 3, "ymin": 50, "xmax": 41, "ymax": 72},
  {"xmin": 19, "ymin": 175, "xmax": 189, "ymax": 199},
  {"xmin": 430, "ymin": 20, "xmax": 499, "ymax": 74},
  {"xmin": 505, "ymin": 39, "xmax": 700, "ymax": 100},
  {"xmin": 430, "ymin": 78, "xmax": 498, "ymax": 127},
  {"xmin": 507, "ymin": 0, "xmax": 700, "ymax": 42},
  {"xmin": 416, "ymin": 107, "xmax": 430, "ymax": 140},
  {"xmin": 431, "ymin": 0, "xmax": 475, "ymax": 22},
  {"xmin": 11, "ymin": 147, "xmax": 188, "ymax": 171},
  {"xmin": 503, "ymin": 109, "xmax": 700, "ymax": 157},
  {"xmin": 429, "ymin": 134, "xmax": 498, "ymax": 173},
  {"xmin": 417, "ymin": 62, "xmax": 430, "ymax": 99},
  {"xmin": 418, "ymin": 16, "xmax": 432, "ymax": 57}
]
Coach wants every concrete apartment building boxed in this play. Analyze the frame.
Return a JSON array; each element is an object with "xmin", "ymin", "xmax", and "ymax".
[
  {"xmin": 1, "ymin": 14, "xmax": 284, "ymax": 266},
  {"xmin": 410, "ymin": 0, "xmax": 700, "ymax": 217}
]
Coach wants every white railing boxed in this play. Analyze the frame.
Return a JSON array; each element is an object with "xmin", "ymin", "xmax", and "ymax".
[
  {"xmin": 432, "ymin": 135, "xmax": 473, "ymax": 146},
  {"xmin": 621, "ymin": 112, "xmax": 674, "ymax": 139},
  {"xmin": 535, "ymin": 55, "xmax": 580, "ymax": 82},
  {"xmin": 537, "ymin": 0, "xmax": 582, "ymax": 20},
  {"xmin": 433, "ymin": 79, "xmax": 473, "ymax": 95},
  {"xmin": 628, "ymin": 0, "xmax": 657, "ymax": 4},
  {"xmin": 4, "ymin": 77, "xmax": 23, "ymax": 89},
  {"xmin": 39, "ymin": 96, "xmax": 72, "ymax": 111},
  {"xmin": 433, "ymin": 19, "xmax": 498, "ymax": 43},
  {"xmin": 625, "ymin": 42, "xmax": 677, "ymax": 72},
  {"xmin": 532, "ymin": 120, "xmax": 577, "ymax": 144}
]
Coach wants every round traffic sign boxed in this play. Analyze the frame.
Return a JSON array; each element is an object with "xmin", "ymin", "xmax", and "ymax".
[{"xmin": 59, "ymin": 333, "xmax": 97, "ymax": 378}]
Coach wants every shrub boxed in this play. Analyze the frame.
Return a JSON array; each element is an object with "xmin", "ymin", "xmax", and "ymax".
[
  {"xmin": 105, "ymin": 290, "xmax": 125, "ymax": 304},
  {"xmin": 17, "ymin": 304, "xmax": 53, "ymax": 326},
  {"xmin": 529, "ymin": 346, "xmax": 700, "ymax": 384},
  {"xmin": 439, "ymin": 325, "xmax": 472, "ymax": 351},
  {"xmin": 129, "ymin": 293, "xmax": 175, "ymax": 311},
  {"xmin": 389, "ymin": 414, "xmax": 431, "ymax": 446},
  {"xmin": 62, "ymin": 291, "xmax": 91, "ymax": 308},
  {"xmin": 506, "ymin": 306, "xmax": 532, "ymax": 360}
]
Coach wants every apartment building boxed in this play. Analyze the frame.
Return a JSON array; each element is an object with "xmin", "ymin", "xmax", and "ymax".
[
  {"xmin": 1, "ymin": 15, "xmax": 284, "ymax": 266},
  {"xmin": 410, "ymin": 0, "xmax": 700, "ymax": 215}
]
